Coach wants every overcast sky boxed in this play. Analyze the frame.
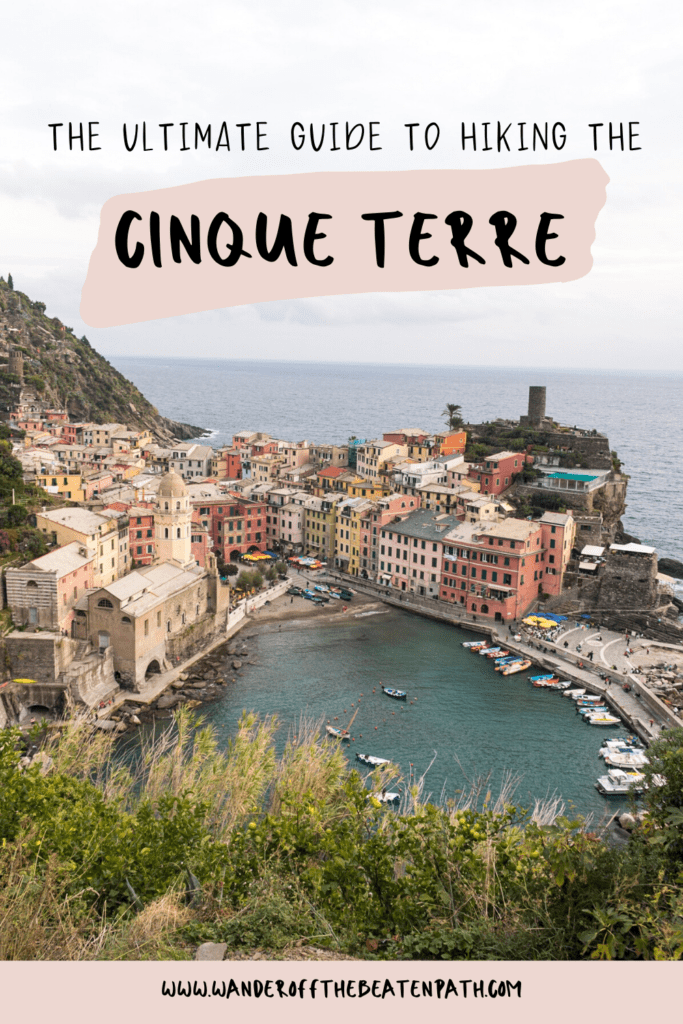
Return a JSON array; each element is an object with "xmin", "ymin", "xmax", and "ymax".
[{"xmin": 1, "ymin": 1, "xmax": 681, "ymax": 369}]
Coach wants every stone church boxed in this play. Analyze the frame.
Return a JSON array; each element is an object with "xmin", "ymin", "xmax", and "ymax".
[{"xmin": 72, "ymin": 470, "xmax": 231, "ymax": 690}]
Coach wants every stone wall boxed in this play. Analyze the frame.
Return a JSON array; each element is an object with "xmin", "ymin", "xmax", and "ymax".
[
  {"xmin": 5, "ymin": 632, "xmax": 77, "ymax": 683},
  {"xmin": 597, "ymin": 549, "xmax": 659, "ymax": 613}
]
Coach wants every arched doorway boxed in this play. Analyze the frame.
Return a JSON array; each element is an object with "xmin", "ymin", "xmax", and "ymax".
[
  {"xmin": 229, "ymin": 549, "xmax": 241, "ymax": 562},
  {"xmin": 145, "ymin": 660, "xmax": 162, "ymax": 680}
]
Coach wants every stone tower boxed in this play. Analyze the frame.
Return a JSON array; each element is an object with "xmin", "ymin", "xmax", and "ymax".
[
  {"xmin": 8, "ymin": 347, "xmax": 24, "ymax": 382},
  {"xmin": 527, "ymin": 386, "xmax": 546, "ymax": 426},
  {"xmin": 155, "ymin": 469, "xmax": 194, "ymax": 568}
]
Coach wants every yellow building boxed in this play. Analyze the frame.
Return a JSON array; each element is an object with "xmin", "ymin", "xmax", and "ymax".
[
  {"xmin": 36, "ymin": 471, "xmax": 85, "ymax": 503},
  {"xmin": 303, "ymin": 495, "xmax": 342, "ymax": 560},
  {"xmin": 35, "ymin": 507, "xmax": 129, "ymax": 588},
  {"xmin": 334, "ymin": 497, "xmax": 373, "ymax": 576}
]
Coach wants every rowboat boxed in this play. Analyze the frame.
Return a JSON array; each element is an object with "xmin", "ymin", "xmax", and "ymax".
[
  {"xmin": 563, "ymin": 689, "xmax": 585, "ymax": 698},
  {"xmin": 326, "ymin": 725, "xmax": 349, "ymax": 740},
  {"xmin": 462, "ymin": 641, "xmax": 487, "ymax": 648},
  {"xmin": 477, "ymin": 646, "xmax": 500, "ymax": 656},
  {"xmin": 487, "ymin": 649, "xmax": 509, "ymax": 658},
  {"xmin": 501, "ymin": 660, "xmax": 531, "ymax": 675},
  {"xmin": 578, "ymin": 705, "xmax": 609, "ymax": 717},
  {"xmin": 326, "ymin": 707, "xmax": 359, "ymax": 741},
  {"xmin": 356, "ymin": 753, "xmax": 391, "ymax": 767},
  {"xmin": 529, "ymin": 674, "xmax": 555, "ymax": 682},
  {"xmin": 494, "ymin": 658, "xmax": 523, "ymax": 671},
  {"xmin": 381, "ymin": 685, "xmax": 407, "ymax": 700},
  {"xmin": 532, "ymin": 677, "xmax": 560, "ymax": 687}
]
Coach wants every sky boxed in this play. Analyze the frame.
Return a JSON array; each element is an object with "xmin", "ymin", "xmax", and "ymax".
[{"xmin": 1, "ymin": 0, "xmax": 681, "ymax": 369}]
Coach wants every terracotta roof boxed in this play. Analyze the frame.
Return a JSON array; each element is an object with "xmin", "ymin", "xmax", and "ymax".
[{"xmin": 318, "ymin": 467, "xmax": 345, "ymax": 478}]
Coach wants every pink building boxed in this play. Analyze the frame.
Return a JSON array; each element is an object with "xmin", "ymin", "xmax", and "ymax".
[
  {"xmin": 358, "ymin": 493, "xmax": 420, "ymax": 579},
  {"xmin": 440, "ymin": 519, "xmax": 546, "ymax": 621},
  {"xmin": 467, "ymin": 451, "xmax": 528, "ymax": 496},
  {"xmin": 6, "ymin": 542, "xmax": 94, "ymax": 633}
]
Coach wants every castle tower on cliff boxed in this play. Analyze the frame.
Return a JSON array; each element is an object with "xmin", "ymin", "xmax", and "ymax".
[{"xmin": 8, "ymin": 348, "xmax": 24, "ymax": 383}]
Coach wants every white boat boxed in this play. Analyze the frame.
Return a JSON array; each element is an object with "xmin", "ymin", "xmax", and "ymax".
[
  {"xmin": 604, "ymin": 750, "xmax": 649, "ymax": 769},
  {"xmin": 368, "ymin": 791, "xmax": 400, "ymax": 804},
  {"xmin": 356, "ymin": 753, "xmax": 390, "ymax": 767},
  {"xmin": 599, "ymin": 737, "xmax": 645, "ymax": 758},
  {"xmin": 595, "ymin": 768, "xmax": 646, "ymax": 796},
  {"xmin": 563, "ymin": 688, "xmax": 586, "ymax": 698},
  {"xmin": 586, "ymin": 714, "xmax": 622, "ymax": 726},
  {"xmin": 477, "ymin": 646, "xmax": 500, "ymax": 656},
  {"xmin": 462, "ymin": 641, "xmax": 487, "ymax": 648}
]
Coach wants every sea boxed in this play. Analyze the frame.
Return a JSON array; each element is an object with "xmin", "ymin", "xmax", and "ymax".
[{"xmin": 109, "ymin": 358, "xmax": 682, "ymax": 816}]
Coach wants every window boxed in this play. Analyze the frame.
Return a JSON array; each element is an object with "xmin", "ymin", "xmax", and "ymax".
[
  {"xmin": 157, "ymin": 611, "xmax": 161, "ymax": 627},
  {"xmin": 550, "ymin": 539, "xmax": 556, "ymax": 548},
  {"xmin": 144, "ymin": 619, "xmax": 149, "ymax": 636},
  {"xmin": 503, "ymin": 574, "xmax": 512, "ymax": 585},
  {"xmin": 97, "ymin": 598, "xmax": 113, "ymax": 608}
]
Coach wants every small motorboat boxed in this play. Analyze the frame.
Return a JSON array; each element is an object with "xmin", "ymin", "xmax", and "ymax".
[
  {"xmin": 599, "ymin": 737, "xmax": 645, "ymax": 759},
  {"xmin": 356, "ymin": 753, "xmax": 391, "ymax": 767},
  {"xmin": 529, "ymin": 674, "xmax": 556, "ymax": 682},
  {"xmin": 603, "ymin": 750, "xmax": 649, "ymax": 769},
  {"xmin": 477, "ymin": 646, "xmax": 501, "ymax": 656},
  {"xmin": 595, "ymin": 768, "xmax": 646, "ymax": 796},
  {"xmin": 462, "ymin": 641, "xmax": 487, "ymax": 648},
  {"xmin": 501, "ymin": 659, "xmax": 531, "ymax": 675},
  {"xmin": 578, "ymin": 705, "xmax": 610, "ymax": 717},
  {"xmin": 487, "ymin": 648, "xmax": 509, "ymax": 658},
  {"xmin": 532, "ymin": 677, "xmax": 560, "ymax": 688},
  {"xmin": 563, "ymin": 688, "xmax": 586, "ymax": 698},
  {"xmin": 586, "ymin": 713, "xmax": 622, "ymax": 726},
  {"xmin": 381, "ymin": 685, "xmax": 407, "ymax": 700},
  {"xmin": 368, "ymin": 791, "xmax": 400, "ymax": 804}
]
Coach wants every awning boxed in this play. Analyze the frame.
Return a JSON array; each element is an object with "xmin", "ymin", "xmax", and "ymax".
[{"xmin": 579, "ymin": 561, "xmax": 599, "ymax": 572}]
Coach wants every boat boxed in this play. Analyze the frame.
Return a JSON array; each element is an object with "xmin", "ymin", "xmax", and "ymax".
[
  {"xmin": 381, "ymin": 685, "xmax": 407, "ymax": 700},
  {"xmin": 529, "ymin": 674, "xmax": 556, "ymax": 682},
  {"xmin": 603, "ymin": 750, "xmax": 650, "ymax": 769},
  {"xmin": 356, "ymin": 753, "xmax": 391, "ymax": 767},
  {"xmin": 599, "ymin": 737, "xmax": 645, "ymax": 758},
  {"xmin": 494, "ymin": 658, "xmax": 523, "ymax": 671},
  {"xmin": 462, "ymin": 641, "xmax": 487, "ymax": 648},
  {"xmin": 501, "ymin": 659, "xmax": 531, "ymax": 675},
  {"xmin": 326, "ymin": 725, "xmax": 349, "ymax": 740},
  {"xmin": 595, "ymin": 768, "xmax": 646, "ymax": 796},
  {"xmin": 477, "ymin": 646, "xmax": 501, "ymax": 656},
  {"xmin": 487, "ymin": 648, "xmax": 509, "ymax": 658},
  {"xmin": 326, "ymin": 707, "xmax": 359, "ymax": 741},
  {"xmin": 578, "ymin": 706, "xmax": 610, "ymax": 717},
  {"xmin": 547, "ymin": 680, "xmax": 571, "ymax": 690},
  {"xmin": 563, "ymin": 688, "xmax": 586, "ymax": 698},
  {"xmin": 586, "ymin": 714, "xmax": 622, "ymax": 726},
  {"xmin": 532, "ymin": 677, "xmax": 560, "ymax": 688},
  {"xmin": 368, "ymin": 791, "xmax": 400, "ymax": 804}
]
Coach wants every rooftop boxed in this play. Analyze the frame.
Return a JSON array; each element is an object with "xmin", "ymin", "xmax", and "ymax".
[
  {"xmin": 20, "ymin": 541, "xmax": 92, "ymax": 577},
  {"xmin": 37, "ymin": 506, "xmax": 114, "ymax": 535},
  {"xmin": 385, "ymin": 509, "xmax": 461, "ymax": 542}
]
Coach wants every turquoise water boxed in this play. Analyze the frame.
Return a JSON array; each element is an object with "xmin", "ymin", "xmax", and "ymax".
[{"xmin": 195, "ymin": 608, "xmax": 628, "ymax": 820}]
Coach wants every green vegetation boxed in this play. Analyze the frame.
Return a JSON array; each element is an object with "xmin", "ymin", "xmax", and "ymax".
[
  {"xmin": 0, "ymin": 277, "xmax": 203, "ymax": 440},
  {"xmin": 442, "ymin": 403, "xmax": 464, "ymax": 431},
  {"xmin": 0, "ymin": 713, "xmax": 681, "ymax": 961}
]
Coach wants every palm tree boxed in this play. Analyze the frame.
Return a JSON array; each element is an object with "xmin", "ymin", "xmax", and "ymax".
[{"xmin": 442, "ymin": 403, "xmax": 464, "ymax": 431}]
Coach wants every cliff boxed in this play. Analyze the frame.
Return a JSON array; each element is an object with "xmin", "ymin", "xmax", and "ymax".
[{"xmin": 0, "ymin": 277, "xmax": 206, "ymax": 443}]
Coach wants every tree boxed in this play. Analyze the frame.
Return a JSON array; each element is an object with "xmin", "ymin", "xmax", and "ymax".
[
  {"xmin": 252, "ymin": 571, "xmax": 264, "ymax": 590},
  {"xmin": 265, "ymin": 566, "xmax": 277, "ymax": 582},
  {"xmin": 235, "ymin": 571, "xmax": 254, "ymax": 592},
  {"xmin": 223, "ymin": 563, "xmax": 238, "ymax": 577},
  {"xmin": 275, "ymin": 561, "xmax": 287, "ymax": 576},
  {"xmin": 7, "ymin": 274, "xmax": 13, "ymax": 290},
  {"xmin": 641, "ymin": 727, "xmax": 683, "ymax": 863},
  {"xmin": 442, "ymin": 403, "xmax": 464, "ymax": 431}
]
